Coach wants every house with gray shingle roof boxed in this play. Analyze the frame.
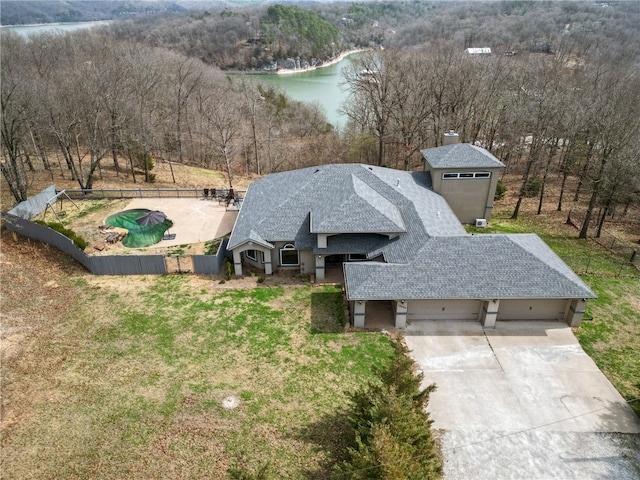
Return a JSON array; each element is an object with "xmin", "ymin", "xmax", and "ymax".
[{"xmin": 228, "ymin": 143, "xmax": 595, "ymax": 330}]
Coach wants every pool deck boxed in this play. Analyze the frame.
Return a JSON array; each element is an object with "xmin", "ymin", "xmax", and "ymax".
[{"xmin": 123, "ymin": 198, "xmax": 237, "ymax": 248}]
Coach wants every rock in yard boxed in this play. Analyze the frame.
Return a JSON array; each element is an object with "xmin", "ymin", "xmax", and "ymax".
[{"xmin": 222, "ymin": 396, "xmax": 241, "ymax": 410}]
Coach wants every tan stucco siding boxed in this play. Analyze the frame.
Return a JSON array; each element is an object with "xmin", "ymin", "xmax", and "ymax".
[
  {"xmin": 299, "ymin": 250, "xmax": 315, "ymax": 274},
  {"xmin": 243, "ymin": 251, "xmax": 266, "ymax": 271},
  {"xmin": 271, "ymin": 241, "xmax": 313, "ymax": 273},
  {"xmin": 438, "ymin": 178, "xmax": 492, "ymax": 224},
  {"xmin": 497, "ymin": 299, "xmax": 568, "ymax": 321},
  {"xmin": 232, "ymin": 244, "xmax": 274, "ymax": 276},
  {"xmin": 430, "ymin": 171, "xmax": 443, "ymax": 193},
  {"xmin": 237, "ymin": 245, "xmax": 270, "ymax": 266},
  {"xmin": 429, "ymin": 167, "xmax": 501, "ymax": 223},
  {"xmin": 407, "ymin": 300, "xmax": 481, "ymax": 321}
]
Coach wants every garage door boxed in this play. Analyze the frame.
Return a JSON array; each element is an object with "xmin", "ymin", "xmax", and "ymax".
[
  {"xmin": 497, "ymin": 299, "xmax": 568, "ymax": 321},
  {"xmin": 407, "ymin": 300, "xmax": 481, "ymax": 321}
]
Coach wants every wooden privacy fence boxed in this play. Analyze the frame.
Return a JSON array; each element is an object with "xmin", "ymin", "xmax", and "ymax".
[{"xmin": 2, "ymin": 213, "xmax": 229, "ymax": 276}]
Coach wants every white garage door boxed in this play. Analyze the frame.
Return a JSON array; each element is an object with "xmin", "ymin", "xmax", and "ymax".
[
  {"xmin": 497, "ymin": 299, "xmax": 568, "ymax": 321},
  {"xmin": 407, "ymin": 300, "xmax": 481, "ymax": 321}
]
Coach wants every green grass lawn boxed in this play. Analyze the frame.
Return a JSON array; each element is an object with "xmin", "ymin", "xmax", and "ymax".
[
  {"xmin": 4, "ymin": 201, "xmax": 637, "ymax": 479},
  {"xmin": 576, "ymin": 277, "xmax": 640, "ymax": 417},
  {"xmin": 468, "ymin": 209, "xmax": 640, "ymax": 417},
  {"xmin": 2, "ymin": 278, "xmax": 394, "ymax": 479}
]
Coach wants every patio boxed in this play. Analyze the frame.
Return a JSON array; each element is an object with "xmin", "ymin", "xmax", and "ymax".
[
  {"xmin": 122, "ymin": 198, "xmax": 237, "ymax": 248},
  {"xmin": 315, "ymin": 265, "xmax": 396, "ymax": 331}
]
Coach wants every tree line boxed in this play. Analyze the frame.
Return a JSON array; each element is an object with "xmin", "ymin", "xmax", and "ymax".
[
  {"xmin": 0, "ymin": 0, "xmax": 186, "ymax": 26},
  {"xmin": 103, "ymin": 2, "xmax": 640, "ymax": 72},
  {"xmin": 260, "ymin": 4, "xmax": 340, "ymax": 60},
  {"xmin": 2, "ymin": 1, "xmax": 639, "ymax": 240},
  {"xmin": 341, "ymin": 46, "xmax": 639, "ymax": 239},
  {"xmin": 1, "ymin": 30, "xmax": 339, "ymax": 204}
]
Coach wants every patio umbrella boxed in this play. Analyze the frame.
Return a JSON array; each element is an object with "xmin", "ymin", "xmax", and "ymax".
[{"xmin": 135, "ymin": 210, "xmax": 167, "ymax": 226}]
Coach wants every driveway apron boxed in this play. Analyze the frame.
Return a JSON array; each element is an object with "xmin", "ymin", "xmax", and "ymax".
[{"xmin": 405, "ymin": 320, "xmax": 640, "ymax": 480}]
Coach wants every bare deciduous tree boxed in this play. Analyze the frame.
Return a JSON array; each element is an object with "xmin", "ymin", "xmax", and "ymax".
[
  {"xmin": 342, "ymin": 52, "xmax": 394, "ymax": 166},
  {"xmin": 577, "ymin": 64, "xmax": 640, "ymax": 238},
  {"xmin": 199, "ymin": 78, "xmax": 242, "ymax": 187},
  {"xmin": 1, "ymin": 33, "xmax": 32, "ymax": 203}
]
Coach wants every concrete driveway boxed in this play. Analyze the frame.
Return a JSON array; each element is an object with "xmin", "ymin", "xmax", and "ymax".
[{"xmin": 405, "ymin": 321, "xmax": 640, "ymax": 480}]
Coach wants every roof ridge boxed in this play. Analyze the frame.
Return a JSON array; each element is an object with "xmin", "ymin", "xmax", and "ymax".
[{"xmin": 351, "ymin": 173, "xmax": 406, "ymax": 232}]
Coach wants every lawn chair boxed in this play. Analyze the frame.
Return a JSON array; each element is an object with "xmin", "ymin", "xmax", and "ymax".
[
  {"xmin": 203, "ymin": 188, "xmax": 209, "ymax": 200},
  {"xmin": 225, "ymin": 187, "xmax": 235, "ymax": 207}
]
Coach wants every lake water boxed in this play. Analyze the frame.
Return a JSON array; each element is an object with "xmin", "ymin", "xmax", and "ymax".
[
  {"xmin": 3, "ymin": 19, "xmax": 355, "ymax": 128},
  {"xmin": 1, "ymin": 21, "xmax": 110, "ymax": 37},
  {"xmin": 247, "ymin": 54, "xmax": 360, "ymax": 129}
]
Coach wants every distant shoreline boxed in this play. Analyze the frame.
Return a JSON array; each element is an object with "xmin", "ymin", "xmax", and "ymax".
[
  {"xmin": 1, "ymin": 20, "xmax": 110, "ymax": 28},
  {"xmin": 276, "ymin": 48, "xmax": 370, "ymax": 75},
  {"xmin": 227, "ymin": 48, "xmax": 371, "ymax": 76}
]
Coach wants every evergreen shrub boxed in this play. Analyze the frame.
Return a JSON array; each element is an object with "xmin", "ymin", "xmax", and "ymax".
[
  {"xmin": 339, "ymin": 335, "xmax": 442, "ymax": 479},
  {"xmin": 494, "ymin": 179, "xmax": 507, "ymax": 200}
]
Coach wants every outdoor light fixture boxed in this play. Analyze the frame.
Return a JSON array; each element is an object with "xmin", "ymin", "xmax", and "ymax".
[
  {"xmin": 358, "ymin": 300, "xmax": 362, "ymax": 304},
  {"xmin": 401, "ymin": 300, "xmax": 405, "ymax": 304}
]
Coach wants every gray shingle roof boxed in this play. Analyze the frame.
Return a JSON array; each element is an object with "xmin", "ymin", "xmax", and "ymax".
[
  {"xmin": 242, "ymin": 229, "xmax": 273, "ymax": 249},
  {"xmin": 228, "ymin": 164, "xmax": 464, "ymax": 256},
  {"xmin": 229, "ymin": 162, "xmax": 594, "ymax": 303},
  {"xmin": 312, "ymin": 233, "xmax": 390, "ymax": 257},
  {"xmin": 311, "ymin": 174, "xmax": 406, "ymax": 234},
  {"xmin": 421, "ymin": 144, "xmax": 505, "ymax": 169},
  {"xmin": 344, "ymin": 234, "xmax": 595, "ymax": 300}
]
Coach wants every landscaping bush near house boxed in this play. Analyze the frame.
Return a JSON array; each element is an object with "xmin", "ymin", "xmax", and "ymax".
[
  {"xmin": 224, "ymin": 258, "xmax": 234, "ymax": 279},
  {"xmin": 339, "ymin": 336, "xmax": 442, "ymax": 479},
  {"xmin": 494, "ymin": 178, "xmax": 507, "ymax": 201},
  {"xmin": 34, "ymin": 220, "xmax": 88, "ymax": 250}
]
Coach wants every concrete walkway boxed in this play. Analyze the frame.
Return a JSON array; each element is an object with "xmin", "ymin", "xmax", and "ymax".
[{"xmin": 405, "ymin": 321, "xmax": 640, "ymax": 480}]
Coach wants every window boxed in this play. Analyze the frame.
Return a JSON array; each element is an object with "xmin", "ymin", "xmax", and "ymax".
[
  {"xmin": 280, "ymin": 243, "xmax": 299, "ymax": 266},
  {"xmin": 442, "ymin": 171, "xmax": 491, "ymax": 180},
  {"xmin": 245, "ymin": 249, "xmax": 257, "ymax": 262},
  {"xmin": 348, "ymin": 253, "xmax": 367, "ymax": 261}
]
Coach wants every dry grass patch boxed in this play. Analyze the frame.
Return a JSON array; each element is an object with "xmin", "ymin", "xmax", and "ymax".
[
  {"xmin": 0, "ymin": 160, "xmax": 254, "ymax": 211},
  {"xmin": 1, "ymin": 234, "xmax": 393, "ymax": 478}
]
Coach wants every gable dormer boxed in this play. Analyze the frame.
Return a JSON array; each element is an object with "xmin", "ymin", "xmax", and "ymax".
[{"xmin": 311, "ymin": 173, "xmax": 406, "ymax": 248}]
